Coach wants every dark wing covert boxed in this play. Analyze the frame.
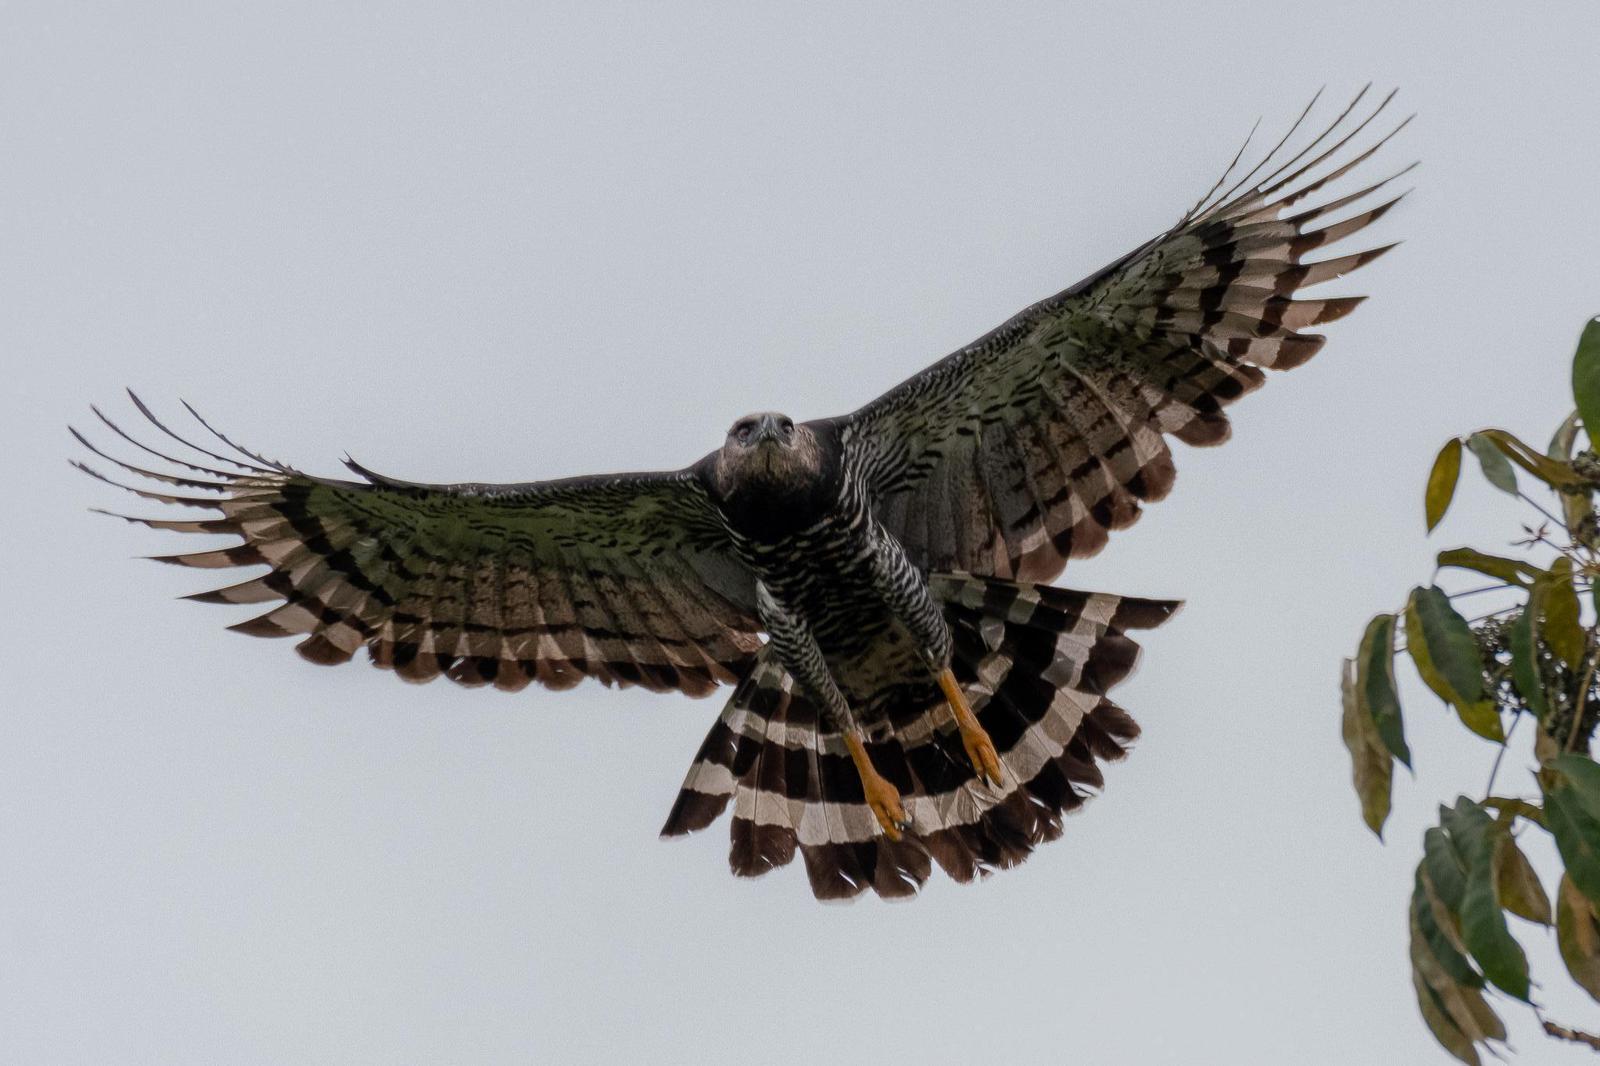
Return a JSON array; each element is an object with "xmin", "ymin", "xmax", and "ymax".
[
  {"xmin": 833, "ymin": 87, "xmax": 1410, "ymax": 581},
  {"xmin": 74, "ymin": 396, "xmax": 760, "ymax": 696}
]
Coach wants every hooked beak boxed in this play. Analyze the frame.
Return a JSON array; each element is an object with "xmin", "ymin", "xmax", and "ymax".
[{"xmin": 751, "ymin": 413, "xmax": 785, "ymax": 446}]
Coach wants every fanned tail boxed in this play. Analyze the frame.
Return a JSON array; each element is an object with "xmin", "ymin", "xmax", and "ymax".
[{"xmin": 661, "ymin": 574, "xmax": 1179, "ymax": 901}]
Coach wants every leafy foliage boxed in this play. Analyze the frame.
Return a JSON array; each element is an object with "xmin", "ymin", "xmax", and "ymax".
[{"xmin": 1341, "ymin": 321, "xmax": 1600, "ymax": 1061}]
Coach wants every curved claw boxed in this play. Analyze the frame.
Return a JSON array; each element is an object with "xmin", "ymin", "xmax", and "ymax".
[
  {"xmin": 963, "ymin": 727, "xmax": 1004, "ymax": 787},
  {"xmin": 845, "ymin": 731, "xmax": 910, "ymax": 840},
  {"xmin": 865, "ymin": 776, "xmax": 909, "ymax": 841}
]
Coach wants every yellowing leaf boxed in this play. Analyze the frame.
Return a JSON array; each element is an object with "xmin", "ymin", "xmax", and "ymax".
[
  {"xmin": 1441, "ymin": 799, "xmax": 1530, "ymax": 1001},
  {"xmin": 1539, "ymin": 559, "xmax": 1587, "ymax": 671},
  {"xmin": 1411, "ymin": 860, "xmax": 1506, "ymax": 1065},
  {"xmin": 1427, "ymin": 438, "xmax": 1463, "ymax": 532},
  {"xmin": 1494, "ymin": 830, "xmax": 1551, "ymax": 926},
  {"xmin": 1435, "ymin": 547, "xmax": 1535, "ymax": 589},
  {"xmin": 1558, "ymin": 874, "xmax": 1600, "ymax": 1002},
  {"xmin": 1412, "ymin": 967, "xmax": 1482, "ymax": 1066},
  {"xmin": 1341, "ymin": 659, "xmax": 1392, "ymax": 837}
]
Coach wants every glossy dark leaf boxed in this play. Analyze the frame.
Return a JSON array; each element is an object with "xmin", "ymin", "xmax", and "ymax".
[
  {"xmin": 1466, "ymin": 433, "xmax": 1518, "ymax": 496},
  {"xmin": 1440, "ymin": 799, "xmax": 1530, "ymax": 1000},
  {"xmin": 1340, "ymin": 660, "xmax": 1392, "ymax": 836},
  {"xmin": 1427, "ymin": 438, "xmax": 1463, "ymax": 532},
  {"xmin": 1405, "ymin": 586, "xmax": 1502, "ymax": 741},
  {"xmin": 1573, "ymin": 317, "xmax": 1600, "ymax": 451}
]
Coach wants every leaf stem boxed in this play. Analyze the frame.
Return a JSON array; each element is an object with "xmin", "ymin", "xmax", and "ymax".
[
  {"xmin": 1519, "ymin": 490, "xmax": 1567, "ymax": 529},
  {"xmin": 1485, "ymin": 712, "xmax": 1524, "ymax": 796},
  {"xmin": 1481, "ymin": 796, "xmax": 1547, "ymax": 827},
  {"xmin": 1538, "ymin": 1010, "xmax": 1600, "ymax": 1051},
  {"xmin": 1446, "ymin": 584, "xmax": 1517, "ymax": 600}
]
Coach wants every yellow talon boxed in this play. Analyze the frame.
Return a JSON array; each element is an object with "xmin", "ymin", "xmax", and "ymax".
[
  {"xmin": 939, "ymin": 667, "xmax": 1003, "ymax": 785},
  {"xmin": 845, "ymin": 733, "xmax": 909, "ymax": 840}
]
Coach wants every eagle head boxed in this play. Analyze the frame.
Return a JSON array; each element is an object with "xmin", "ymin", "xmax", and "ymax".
[{"xmin": 709, "ymin": 412, "xmax": 832, "ymax": 522}]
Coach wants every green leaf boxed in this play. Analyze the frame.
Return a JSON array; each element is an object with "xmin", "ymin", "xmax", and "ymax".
[
  {"xmin": 1435, "ymin": 547, "xmax": 1536, "ymax": 589},
  {"xmin": 1544, "ymin": 756, "xmax": 1600, "ymax": 906},
  {"xmin": 1411, "ymin": 868, "xmax": 1505, "ymax": 1065},
  {"xmin": 1538, "ymin": 559, "xmax": 1587, "ymax": 671},
  {"xmin": 1405, "ymin": 586, "xmax": 1502, "ymax": 741},
  {"xmin": 1356, "ymin": 614, "xmax": 1410, "ymax": 766},
  {"xmin": 1573, "ymin": 317, "xmax": 1600, "ymax": 451},
  {"xmin": 1427, "ymin": 438, "xmax": 1463, "ymax": 531},
  {"xmin": 1340, "ymin": 660, "xmax": 1392, "ymax": 836},
  {"xmin": 1441, "ymin": 798, "xmax": 1530, "ymax": 1000},
  {"xmin": 1416, "ymin": 865, "xmax": 1481, "ymax": 987},
  {"xmin": 1466, "ymin": 432, "xmax": 1518, "ymax": 495},
  {"xmin": 1558, "ymin": 874, "xmax": 1600, "ymax": 1002},
  {"xmin": 1509, "ymin": 609, "xmax": 1550, "ymax": 719},
  {"xmin": 1477, "ymin": 428, "xmax": 1588, "ymax": 489},
  {"xmin": 1494, "ymin": 828, "xmax": 1551, "ymax": 925},
  {"xmin": 1424, "ymin": 823, "xmax": 1470, "ymax": 912},
  {"xmin": 1552, "ymin": 753, "xmax": 1600, "ymax": 809}
]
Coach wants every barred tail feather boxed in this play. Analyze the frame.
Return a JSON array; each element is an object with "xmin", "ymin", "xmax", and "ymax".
[{"xmin": 660, "ymin": 574, "xmax": 1179, "ymax": 900}]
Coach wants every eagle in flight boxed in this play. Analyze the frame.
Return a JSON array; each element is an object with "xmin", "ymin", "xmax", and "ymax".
[{"xmin": 77, "ymin": 89, "xmax": 1407, "ymax": 900}]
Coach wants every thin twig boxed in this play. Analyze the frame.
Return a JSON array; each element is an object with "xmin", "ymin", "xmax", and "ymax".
[
  {"xmin": 1486, "ymin": 712, "xmax": 1524, "ymax": 796},
  {"xmin": 1447, "ymin": 584, "xmax": 1518, "ymax": 601},
  {"xmin": 1466, "ymin": 604, "xmax": 1527, "ymax": 627},
  {"xmin": 1520, "ymin": 490, "xmax": 1568, "ymax": 529},
  {"xmin": 1539, "ymin": 1012, "xmax": 1600, "ymax": 1052}
]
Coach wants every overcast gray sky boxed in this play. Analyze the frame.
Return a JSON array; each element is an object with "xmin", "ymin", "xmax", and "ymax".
[{"xmin": 6, "ymin": 2, "xmax": 1600, "ymax": 1064}]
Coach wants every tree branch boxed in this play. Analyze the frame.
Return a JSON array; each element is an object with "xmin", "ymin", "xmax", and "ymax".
[{"xmin": 1542, "ymin": 1015, "xmax": 1600, "ymax": 1052}]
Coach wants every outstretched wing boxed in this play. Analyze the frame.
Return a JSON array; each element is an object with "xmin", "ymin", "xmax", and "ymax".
[
  {"xmin": 833, "ymin": 87, "xmax": 1410, "ymax": 581},
  {"xmin": 74, "ymin": 397, "xmax": 761, "ymax": 696}
]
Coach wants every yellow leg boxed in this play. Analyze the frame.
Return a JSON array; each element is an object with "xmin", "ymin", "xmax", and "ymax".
[
  {"xmin": 844, "ymin": 732, "xmax": 910, "ymax": 841},
  {"xmin": 938, "ymin": 667, "xmax": 1003, "ymax": 786}
]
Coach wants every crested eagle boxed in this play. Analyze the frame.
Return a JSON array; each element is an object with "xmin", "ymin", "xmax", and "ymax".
[{"xmin": 76, "ymin": 90, "xmax": 1408, "ymax": 900}]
